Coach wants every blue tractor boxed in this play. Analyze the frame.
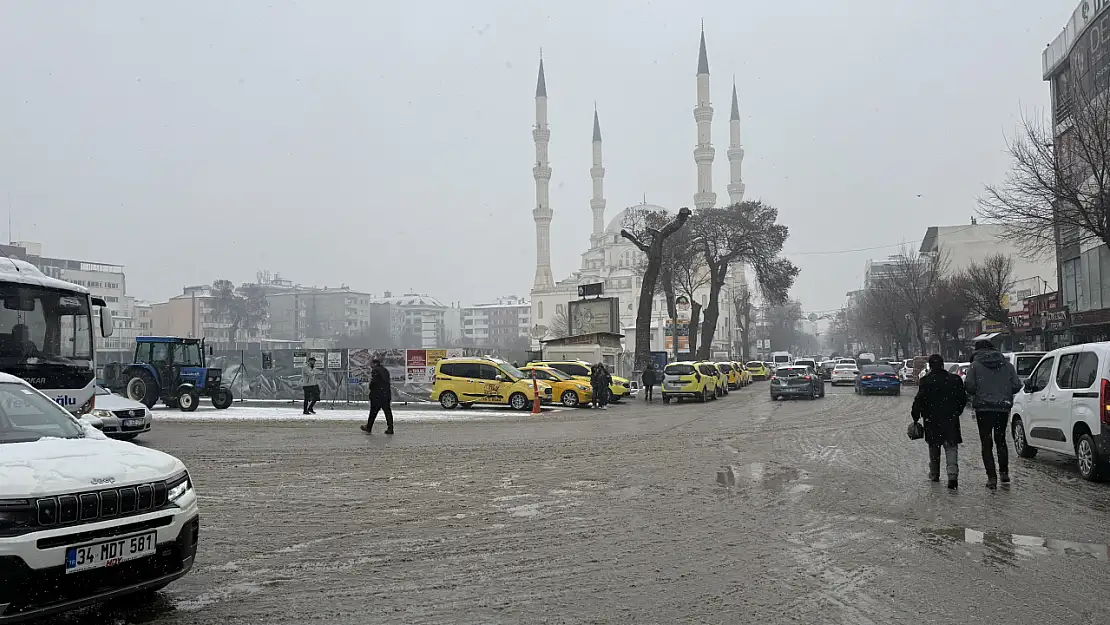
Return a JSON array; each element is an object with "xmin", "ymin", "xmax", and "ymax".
[{"xmin": 103, "ymin": 337, "xmax": 234, "ymax": 412}]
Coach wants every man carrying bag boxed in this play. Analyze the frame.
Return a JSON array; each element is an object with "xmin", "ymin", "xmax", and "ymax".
[{"xmin": 911, "ymin": 354, "xmax": 967, "ymax": 489}]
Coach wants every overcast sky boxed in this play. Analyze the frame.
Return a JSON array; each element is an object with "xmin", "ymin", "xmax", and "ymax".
[{"xmin": 0, "ymin": 0, "xmax": 1078, "ymax": 312}]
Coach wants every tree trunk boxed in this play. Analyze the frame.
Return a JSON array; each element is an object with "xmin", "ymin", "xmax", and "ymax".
[
  {"xmin": 631, "ymin": 263, "xmax": 661, "ymax": 371},
  {"xmin": 662, "ymin": 270, "xmax": 679, "ymax": 361},
  {"xmin": 687, "ymin": 301, "xmax": 702, "ymax": 358},
  {"xmin": 738, "ymin": 298, "xmax": 751, "ymax": 362},
  {"xmin": 698, "ymin": 265, "xmax": 727, "ymax": 360}
]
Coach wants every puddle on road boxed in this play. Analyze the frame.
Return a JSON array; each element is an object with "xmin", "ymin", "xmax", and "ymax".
[
  {"xmin": 923, "ymin": 526, "xmax": 1109, "ymax": 565},
  {"xmin": 716, "ymin": 461, "xmax": 803, "ymax": 490}
]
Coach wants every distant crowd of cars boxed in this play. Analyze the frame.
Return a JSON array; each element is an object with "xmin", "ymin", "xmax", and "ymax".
[{"xmin": 659, "ymin": 360, "xmax": 759, "ymax": 403}]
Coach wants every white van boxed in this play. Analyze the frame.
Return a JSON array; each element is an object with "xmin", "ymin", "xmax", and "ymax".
[
  {"xmin": 1010, "ymin": 342, "xmax": 1110, "ymax": 481},
  {"xmin": 770, "ymin": 351, "xmax": 792, "ymax": 366}
]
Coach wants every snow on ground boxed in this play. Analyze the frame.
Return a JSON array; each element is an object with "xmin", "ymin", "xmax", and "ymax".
[{"xmin": 151, "ymin": 404, "xmax": 573, "ymax": 423}]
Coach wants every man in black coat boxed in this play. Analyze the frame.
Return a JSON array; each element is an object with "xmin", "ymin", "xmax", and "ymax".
[
  {"xmin": 361, "ymin": 358, "xmax": 394, "ymax": 435},
  {"xmin": 964, "ymin": 339, "xmax": 1023, "ymax": 488},
  {"xmin": 641, "ymin": 364, "xmax": 658, "ymax": 403},
  {"xmin": 911, "ymin": 354, "xmax": 967, "ymax": 489}
]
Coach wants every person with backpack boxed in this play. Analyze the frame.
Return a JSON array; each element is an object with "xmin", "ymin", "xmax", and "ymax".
[
  {"xmin": 911, "ymin": 354, "xmax": 967, "ymax": 489},
  {"xmin": 964, "ymin": 339, "xmax": 1024, "ymax": 489},
  {"xmin": 590, "ymin": 363, "xmax": 611, "ymax": 410}
]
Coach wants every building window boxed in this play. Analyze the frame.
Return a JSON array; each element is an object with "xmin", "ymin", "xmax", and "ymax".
[
  {"xmin": 1063, "ymin": 258, "xmax": 1079, "ymax": 311},
  {"xmin": 537, "ymin": 301, "xmax": 543, "ymax": 319}
]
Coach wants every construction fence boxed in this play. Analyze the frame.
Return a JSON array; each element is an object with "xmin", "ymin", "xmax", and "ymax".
[{"xmin": 206, "ymin": 348, "xmax": 512, "ymax": 403}]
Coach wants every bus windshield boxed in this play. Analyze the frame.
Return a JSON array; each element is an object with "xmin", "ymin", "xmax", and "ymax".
[{"xmin": 0, "ymin": 284, "xmax": 93, "ymax": 366}]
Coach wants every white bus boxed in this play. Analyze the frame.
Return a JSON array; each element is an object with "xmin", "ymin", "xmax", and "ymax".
[{"xmin": 0, "ymin": 258, "xmax": 114, "ymax": 413}]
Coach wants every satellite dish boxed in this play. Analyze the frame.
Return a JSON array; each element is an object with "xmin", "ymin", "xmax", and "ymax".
[{"xmin": 808, "ymin": 313, "xmax": 818, "ymax": 322}]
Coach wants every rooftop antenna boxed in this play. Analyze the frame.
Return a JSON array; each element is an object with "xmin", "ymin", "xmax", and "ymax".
[{"xmin": 1, "ymin": 194, "xmax": 17, "ymax": 272}]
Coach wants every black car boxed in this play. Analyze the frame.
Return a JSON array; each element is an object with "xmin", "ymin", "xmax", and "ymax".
[{"xmin": 770, "ymin": 365, "xmax": 825, "ymax": 400}]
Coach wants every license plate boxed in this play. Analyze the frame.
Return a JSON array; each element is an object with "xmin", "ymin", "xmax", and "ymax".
[
  {"xmin": 65, "ymin": 531, "xmax": 157, "ymax": 574},
  {"xmin": 123, "ymin": 418, "xmax": 144, "ymax": 427}
]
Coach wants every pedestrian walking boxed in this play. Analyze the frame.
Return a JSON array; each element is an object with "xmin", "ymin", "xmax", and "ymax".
[
  {"xmin": 964, "ymin": 339, "xmax": 1023, "ymax": 489},
  {"xmin": 641, "ymin": 364, "xmax": 657, "ymax": 403},
  {"xmin": 301, "ymin": 357, "xmax": 320, "ymax": 415},
  {"xmin": 590, "ymin": 363, "xmax": 611, "ymax": 410},
  {"xmin": 911, "ymin": 354, "xmax": 967, "ymax": 489},
  {"xmin": 361, "ymin": 358, "xmax": 395, "ymax": 435}
]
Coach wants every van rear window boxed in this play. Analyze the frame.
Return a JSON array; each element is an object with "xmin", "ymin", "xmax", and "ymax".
[
  {"xmin": 665, "ymin": 364, "xmax": 696, "ymax": 376},
  {"xmin": 1015, "ymin": 355, "xmax": 1044, "ymax": 377}
]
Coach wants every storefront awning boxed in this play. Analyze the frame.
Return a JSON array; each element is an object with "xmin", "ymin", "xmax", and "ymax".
[{"xmin": 970, "ymin": 332, "xmax": 1002, "ymax": 342}]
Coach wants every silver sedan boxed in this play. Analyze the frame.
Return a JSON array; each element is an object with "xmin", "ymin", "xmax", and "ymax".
[{"xmin": 829, "ymin": 365, "xmax": 859, "ymax": 386}]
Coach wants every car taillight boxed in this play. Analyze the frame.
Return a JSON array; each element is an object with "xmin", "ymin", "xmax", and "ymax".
[
  {"xmin": 803, "ymin": 375, "xmax": 811, "ymax": 380},
  {"xmin": 861, "ymin": 375, "xmax": 873, "ymax": 380},
  {"xmin": 1101, "ymin": 379, "xmax": 1110, "ymax": 426},
  {"xmin": 885, "ymin": 374, "xmax": 898, "ymax": 379}
]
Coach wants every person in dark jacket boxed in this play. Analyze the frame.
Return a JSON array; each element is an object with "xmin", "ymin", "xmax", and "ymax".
[
  {"xmin": 301, "ymin": 357, "xmax": 321, "ymax": 415},
  {"xmin": 361, "ymin": 358, "xmax": 394, "ymax": 434},
  {"xmin": 641, "ymin": 364, "xmax": 658, "ymax": 402},
  {"xmin": 964, "ymin": 339, "xmax": 1023, "ymax": 488},
  {"xmin": 590, "ymin": 363, "xmax": 611, "ymax": 409},
  {"xmin": 911, "ymin": 354, "xmax": 967, "ymax": 489}
]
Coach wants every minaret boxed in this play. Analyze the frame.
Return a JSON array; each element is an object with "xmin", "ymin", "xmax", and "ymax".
[
  {"xmin": 590, "ymin": 107, "xmax": 606, "ymax": 248},
  {"xmin": 726, "ymin": 80, "xmax": 746, "ymax": 205},
  {"xmin": 532, "ymin": 57, "xmax": 554, "ymax": 291},
  {"xmin": 693, "ymin": 24, "xmax": 716, "ymax": 211}
]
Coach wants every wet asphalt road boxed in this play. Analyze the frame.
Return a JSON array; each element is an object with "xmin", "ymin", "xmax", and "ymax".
[{"xmin": 56, "ymin": 383, "xmax": 1110, "ymax": 625}]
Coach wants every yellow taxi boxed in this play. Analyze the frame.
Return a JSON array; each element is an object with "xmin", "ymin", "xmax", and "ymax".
[
  {"xmin": 733, "ymin": 362, "xmax": 752, "ymax": 386},
  {"xmin": 431, "ymin": 356, "xmax": 552, "ymax": 410},
  {"xmin": 518, "ymin": 365, "xmax": 593, "ymax": 407},
  {"xmin": 526, "ymin": 360, "xmax": 632, "ymax": 402},
  {"xmin": 715, "ymin": 362, "xmax": 741, "ymax": 391},
  {"xmin": 745, "ymin": 361, "xmax": 769, "ymax": 381},
  {"xmin": 660, "ymin": 361, "xmax": 718, "ymax": 403}
]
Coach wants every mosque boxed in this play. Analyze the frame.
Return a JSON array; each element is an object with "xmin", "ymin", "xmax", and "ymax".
[{"xmin": 528, "ymin": 27, "xmax": 750, "ymax": 354}]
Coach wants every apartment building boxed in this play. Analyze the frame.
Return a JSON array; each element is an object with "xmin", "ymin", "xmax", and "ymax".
[{"xmin": 462, "ymin": 296, "xmax": 531, "ymax": 346}]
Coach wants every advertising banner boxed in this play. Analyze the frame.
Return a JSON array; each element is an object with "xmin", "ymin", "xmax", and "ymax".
[
  {"xmin": 406, "ymin": 367, "xmax": 431, "ymax": 384},
  {"xmin": 349, "ymin": 348, "xmax": 373, "ymax": 383},
  {"xmin": 569, "ymin": 297, "xmax": 620, "ymax": 335},
  {"xmin": 406, "ymin": 349, "xmax": 427, "ymax": 368},
  {"xmin": 310, "ymin": 351, "xmax": 327, "ymax": 368},
  {"xmin": 327, "ymin": 351, "xmax": 343, "ymax": 369},
  {"xmin": 426, "ymin": 349, "xmax": 447, "ymax": 368},
  {"xmin": 293, "ymin": 350, "xmax": 308, "ymax": 368}
]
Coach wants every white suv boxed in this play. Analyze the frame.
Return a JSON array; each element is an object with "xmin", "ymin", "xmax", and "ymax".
[
  {"xmin": 1010, "ymin": 343, "xmax": 1110, "ymax": 481},
  {"xmin": 0, "ymin": 372, "xmax": 199, "ymax": 622}
]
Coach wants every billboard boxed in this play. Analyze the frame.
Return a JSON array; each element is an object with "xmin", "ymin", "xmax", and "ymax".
[{"xmin": 568, "ymin": 297, "xmax": 620, "ymax": 335}]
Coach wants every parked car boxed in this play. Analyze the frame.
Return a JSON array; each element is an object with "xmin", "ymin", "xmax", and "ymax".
[
  {"xmin": 80, "ymin": 386, "xmax": 152, "ymax": 441},
  {"xmin": 433, "ymin": 357, "xmax": 552, "ymax": 410},
  {"xmin": 1004, "ymin": 351, "xmax": 1047, "ymax": 384},
  {"xmin": 770, "ymin": 365, "xmax": 825, "ymax": 400},
  {"xmin": 855, "ymin": 364, "xmax": 901, "ymax": 396},
  {"xmin": 716, "ymin": 362, "xmax": 738, "ymax": 391},
  {"xmin": 1010, "ymin": 342, "xmax": 1110, "ymax": 481},
  {"xmin": 830, "ymin": 363, "xmax": 859, "ymax": 386},
  {"xmin": 793, "ymin": 358, "xmax": 818, "ymax": 372},
  {"xmin": 661, "ymin": 361, "xmax": 717, "ymax": 403},
  {"xmin": 0, "ymin": 372, "xmax": 200, "ymax": 622},
  {"xmin": 745, "ymin": 361, "xmax": 769, "ymax": 381},
  {"xmin": 818, "ymin": 360, "xmax": 837, "ymax": 380},
  {"xmin": 517, "ymin": 365, "xmax": 593, "ymax": 408},
  {"xmin": 527, "ymin": 360, "xmax": 633, "ymax": 402}
]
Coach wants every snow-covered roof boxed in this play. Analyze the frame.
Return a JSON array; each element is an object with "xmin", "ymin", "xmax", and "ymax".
[
  {"xmin": 370, "ymin": 293, "xmax": 446, "ymax": 308},
  {"xmin": 0, "ymin": 258, "xmax": 90, "ymax": 294},
  {"xmin": 604, "ymin": 203, "xmax": 671, "ymax": 235}
]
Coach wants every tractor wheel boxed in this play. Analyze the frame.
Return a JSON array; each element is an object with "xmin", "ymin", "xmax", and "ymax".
[
  {"xmin": 212, "ymin": 388, "xmax": 233, "ymax": 410},
  {"xmin": 178, "ymin": 388, "xmax": 200, "ymax": 412},
  {"xmin": 125, "ymin": 371, "xmax": 159, "ymax": 409}
]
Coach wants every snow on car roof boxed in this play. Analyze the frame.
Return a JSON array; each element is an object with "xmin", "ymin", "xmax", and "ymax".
[{"xmin": 0, "ymin": 258, "xmax": 90, "ymax": 293}]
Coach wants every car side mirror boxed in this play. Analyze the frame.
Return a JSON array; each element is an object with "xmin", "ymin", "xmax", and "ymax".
[{"xmin": 1023, "ymin": 380, "xmax": 1035, "ymax": 393}]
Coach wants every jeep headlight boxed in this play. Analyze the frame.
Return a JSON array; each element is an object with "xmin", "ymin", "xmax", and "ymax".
[{"xmin": 167, "ymin": 472, "xmax": 193, "ymax": 503}]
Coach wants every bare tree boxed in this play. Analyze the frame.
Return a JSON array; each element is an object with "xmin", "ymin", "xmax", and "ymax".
[
  {"xmin": 547, "ymin": 308, "xmax": 571, "ymax": 339},
  {"xmin": 694, "ymin": 201, "xmax": 798, "ymax": 360},
  {"xmin": 979, "ymin": 86, "xmax": 1110, "ymax": 257},
  {"xmin": 881, "ymin": 248, "xmax": 946, "ymax": 354},
  {"xmin": 859, "ymin": 286, "xmax": 912, "ymax": 358},
  {"xmin": 627, "ymin": 207, "xmax": 682, "ymax": 360},
  {"xmin": 667, "ymin": 225, "xmax": 709, "ymax": 357},
  {"xmin": 961, "ymin": 253, "xmax": 1017, "ymax": 337},
  {"xmin": 621, "ymin": 207, "xmax": 692, "ymax": 369},
  {"xmin": 922, "ymin": 277, "xmax": 971, "ymax": 359}
]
